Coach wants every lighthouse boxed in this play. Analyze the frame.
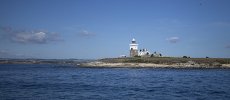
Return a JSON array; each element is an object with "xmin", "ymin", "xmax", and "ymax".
[{"xmin": 129, "ymin": 38, "xmax": 138, "ymax": 57}]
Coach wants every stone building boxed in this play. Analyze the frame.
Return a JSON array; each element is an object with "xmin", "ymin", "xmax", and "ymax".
[{"xmin": 129, "ymin": 38, "xmax": 138, "ymax": 57}]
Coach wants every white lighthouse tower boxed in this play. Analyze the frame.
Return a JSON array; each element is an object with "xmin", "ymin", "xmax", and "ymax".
[{"xmin": 129, "ymin": 38, "xmax": 138, "ymax": 57}]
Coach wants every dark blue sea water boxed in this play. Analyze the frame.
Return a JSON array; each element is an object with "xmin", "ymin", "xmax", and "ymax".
[{"xmin": 0, "ymin": 64, "xmax": 230, "ymax": 100}]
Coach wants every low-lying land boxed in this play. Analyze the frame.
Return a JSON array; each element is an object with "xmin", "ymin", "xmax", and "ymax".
[
  {"xmin": 1, "ymin": 57, "xmax": 230, "ymax": 68},
  {"xmin": 0, "ymin": 59, "xmax": 89, "ymax": 66},
  {"xmin": 81, "ymin": 57, "xmax": 230, "ymax": 68}
]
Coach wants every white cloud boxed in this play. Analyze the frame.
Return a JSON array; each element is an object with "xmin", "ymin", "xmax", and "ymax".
[
  {"xmin": 62, "ymin": 26, "xmax": 96, "ymax": 38},
  {"xmin": 80, "ymin": 30, "xmax": 90, "ymax": 35},
  {"xmin": 0, "ymin": 27, "xmax": 62, "ymax": 44},
  {"xmin": 166, "ymin": 36, "xmax": 180, "ymax": 43},
  {"xmin": 77, "ymin": 30, "xmax": 95, "ymax": 37}
]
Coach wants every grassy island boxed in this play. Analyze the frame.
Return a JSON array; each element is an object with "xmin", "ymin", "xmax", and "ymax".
[{"xmin": 81, "ymin": 57, "xmax": 230, "ymax": 68}]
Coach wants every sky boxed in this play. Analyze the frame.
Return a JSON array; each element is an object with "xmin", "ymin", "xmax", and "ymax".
[{"xmin": 0, "ymin": 0, "xmax": 230, "ymax": 59}]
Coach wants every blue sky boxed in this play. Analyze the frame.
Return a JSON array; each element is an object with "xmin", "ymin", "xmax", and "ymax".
[{"xmin": 0, "ymin": 0, "xmax": 230, "ymax": 59}]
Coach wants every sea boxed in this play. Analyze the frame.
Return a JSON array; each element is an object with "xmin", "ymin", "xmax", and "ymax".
[{"xmin": 0, "ymin": 64, "xmax": 230, "ymax": 100}]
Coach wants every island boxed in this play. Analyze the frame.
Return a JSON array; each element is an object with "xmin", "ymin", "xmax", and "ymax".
[
  {"xmin": 80, "ymin": 38, "xmax": 230, "ymax": 68},
  {"xmin": 80, "ymin": 57, "xmax": 230, "ymax": 68}
]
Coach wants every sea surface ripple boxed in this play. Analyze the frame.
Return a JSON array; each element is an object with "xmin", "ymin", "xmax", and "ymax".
[{"xmin": 0, "ymin": 64, "xmax": 230, "ymax": 100}]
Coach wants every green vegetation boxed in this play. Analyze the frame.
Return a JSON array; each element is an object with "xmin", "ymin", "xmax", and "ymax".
[{"xmin": 100, "ymin": 57, "xmax": 230, "ymax": 65}]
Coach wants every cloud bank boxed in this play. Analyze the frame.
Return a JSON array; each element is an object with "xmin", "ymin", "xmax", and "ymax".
[
  {"xmin": 0, "ymin": 27, "xmax": 62, "ymax": 44},
  {"xmin": 166, "ymin": 36, "xmax": 180, "ymax": 43}
]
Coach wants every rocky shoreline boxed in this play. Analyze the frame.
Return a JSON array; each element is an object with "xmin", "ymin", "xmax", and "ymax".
[
  {"xmin": 1, "ymin": 58, "xmax": 230, "ymax": 68},
  {"xmin": 80, "ymin": 61, "xmax": 230, "ymax": 68}
]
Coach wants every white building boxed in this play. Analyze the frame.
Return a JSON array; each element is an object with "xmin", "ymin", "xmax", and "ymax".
[
  {"xmin": 138, "ymin": 49, "xmax": 150, "ymax": 57},
  {"xmin": 129, "ymin": 38, "xmax": 162, "ymax": 57}
]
